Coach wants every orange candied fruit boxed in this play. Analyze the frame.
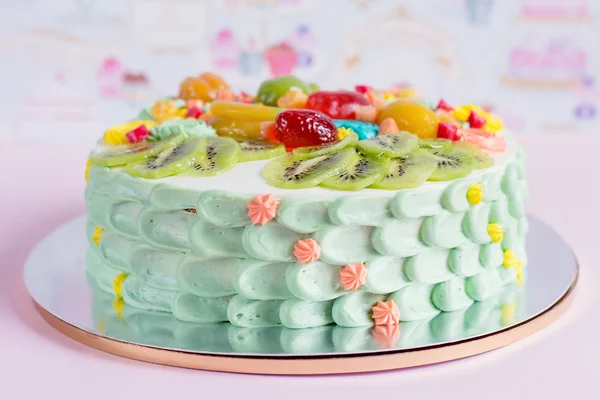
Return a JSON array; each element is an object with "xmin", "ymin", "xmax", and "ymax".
[
  {"xmin": 376, "ymin": 99, "xmax": 439, "ymax": 139},
  {"xmin": 178, "ymin": 73, "xmax": 230, "ymax": 102}
]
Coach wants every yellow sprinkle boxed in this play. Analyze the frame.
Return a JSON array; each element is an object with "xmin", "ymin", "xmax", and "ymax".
[
  {"xmin": 113, "ymin": 298, "xmax": 125, "ymax": 319},
  {"xmin": 92, "ymin": 226, "xmax": 104, "ymax": 247},
  {"xmin": 337, "ymin": 127, "xmax": 354, "ymax": 140},
  {"xmin": 515, "ymin": 261, "xmax": 524, "ymax": 286},
  {"xmin": 113, "ymin": 273, "xmax": 128, "ymax": 299},
  {"xmin": 501, "ymin": 300, "xmax": 517, "ymax": 326},
  {"xmin": 503, "ymin": 249, "xmax": 518, "ymax": 269},
  {"xmin": 85, "ymin": 159, "xmax": 91, "ymax": 182},
  {"xmin": 487, "ymin": 223, "xmax": 504, "ymax": 243},
  {"xmin": 467, "ymin": 184, "xmax": 484, "ymax": 205}
]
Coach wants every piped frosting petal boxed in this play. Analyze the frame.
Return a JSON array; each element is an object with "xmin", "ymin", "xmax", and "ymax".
[
  {"xmin": 294, "ymin": 238, "xmax": 321, "ymax": 263},
  {"xmin": 371, "ymin": 299, "xmax": 400, "ymax": 326},
  {"xmin": 247, "ymin": 194, "xmax": 279, "ymax": 225},
  {"xmin": 340, "ymin": 262, "xmax": 367, "ymax": 291}
]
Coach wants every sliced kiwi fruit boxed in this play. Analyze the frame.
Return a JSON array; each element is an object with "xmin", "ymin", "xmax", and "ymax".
[
  {"xmin": 321, "ymin": 153, "xmax": 389, "ymax": 191},
  {"xmin": 90, "ymin": 134, "xmax": 185, "ymax": 167},
  {"xmin": 180, "ymin": 136, "xmax": 241, "ymax": 177},
  {"xmin": 125, "ymin": 137, "xmax": 206, "ymax": 179},
  {"xmin": 292, "ymin": 132, "xmax": 359, "ymax": 159},
  {"xmin": 356, "ymin": 131, "xmax": 417, "ymax": 158},
  {"xmin": 262, "ymin": 147, "xmax": 358, "ymax": 189},
  {"xmin": 425, "ymin": 146, "xmax": 476, "ymax": 181},
  {"xmin": 238, "ymin": 140, "xmax": 286, "ymax": 162},
  {"xmin": 417, "ymin": 138, "xmax": 452, "ymax": 150},
  {"xmin": 369, "ymin": 149, "xmax": 437, "ymax": 190},
  {"xmin": 452, "ymin": 142, "xmax": 494, "ymax": 169}
]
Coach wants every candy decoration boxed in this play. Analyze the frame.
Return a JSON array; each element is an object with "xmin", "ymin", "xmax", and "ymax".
[
  {"xmin": 436, "ymin": 98, "xmax": 453, "ymax": 111},
  {"xmin": 468, "ymin": 110, "xmax": 486, "ymax": 129},
  {"xmin": 340, "ymin": 263, "xmax": 367, "ymax": 291},
  {"xmin": 487, "ymin": 223, "xmax": 504, "ymax": 243},
  {"xmin": 274, "ymin": 109, "xmax": 337, "ymax": 150},
  {"xmin": 247, "ymin": 194, "xmax": 279, "ymax": 225},
  {"xmin": 378, "ymin": 118, "xmax": 400, "ymax": 135},
  {"xmin": 113, "ymin": 273, "xmax": 128, "ymax": 299},
  {"xmin": 92, "ymin": 226, "xmax": 104, "ymax": 247},
  {"xmin": 277, "ymin": 89, "xmax": 309, "ymax": 108},
  {"xmin": 354, "ymin": 105, "xmax": 378, "ymax": 123},
  {"xmin": 294, "ymin": 239, "xmax": 321, "ymax": 264},
  {"xmin": 365, "ymin": 89, "xmax": 386, "ymax": 109},
  {"xmin": 466, "ymin": 183, "xmax": 484, "ymax": 205},
  {"xmin": 371, "ymin": 300, "xmax": 400, "ymax": 326},
  {"xmin": 503, "ymin": 249, "xmax": 518, "ymax": 268},
  {"xmin": 437, "ymin": 121, "xmax": 459, "ymax": 141},
  {"xmin": 186, "ymin": 106, "xmax": 204, "ymax": 119},
  {"xmin": 372, "ymin": 324, "xmax": 400, "ymax": 348},
  {"xmin": 336, "ymin": 127, "xmax": 354, "ymax": 140},
  {"xmin": 126, "ymin": 125, "xmax": 150, "ymax": 143}
]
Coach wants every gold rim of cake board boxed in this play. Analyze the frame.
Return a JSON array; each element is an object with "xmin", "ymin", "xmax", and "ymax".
[{"xmin": 32, "ymin": 261, "xmax": 578, "ymax": 375}]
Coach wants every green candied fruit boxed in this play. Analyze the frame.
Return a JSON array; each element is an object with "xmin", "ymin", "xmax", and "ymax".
[{"xmin": 256, "ymin": 76, "xmax": 315, "ymax": 106}]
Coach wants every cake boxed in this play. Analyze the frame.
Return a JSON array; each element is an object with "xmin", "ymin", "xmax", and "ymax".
[{"xmin": 85, "ymin": 73, "xmax": 527, "ymax": 333}]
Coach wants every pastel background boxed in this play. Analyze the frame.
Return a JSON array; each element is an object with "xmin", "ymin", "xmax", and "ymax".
[{"xmin": 1, "ymin": 0, "xmax": 599, "ymax": 144}]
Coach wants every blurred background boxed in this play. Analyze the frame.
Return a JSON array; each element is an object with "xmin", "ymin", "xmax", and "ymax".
[{"xmin": 1, "ymin": 0, "xmax": 599, "ymax": 144}]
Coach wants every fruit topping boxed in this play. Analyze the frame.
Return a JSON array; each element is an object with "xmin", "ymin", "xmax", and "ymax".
[
  {"xmin": 424, "ymin": 146, "xmax": 476, "ymax": 181},
  {"xmin": 256, "ymin": 75, "xmax": 314, "ymax": 106},
  {"xmin": 238, "ymin": 141, "xmax": 286, "ymax": 162},
  {"xmin": 208, "ymin": 116, "xmax": 263, "ymax": 140},
  {"xmin": 468, "ymin": 110, "xmax": 486, "ymax": 129},
  {"xmin": 305, "ymin": 90, "xmax": 371, "ymax": 120},
  {"xmin": 378, "ymin": 118, "xmax": 400, "ymax": 135},
  {"xmin": 334, "ymin": 120, "xmax": 378, "ymax": 140},
  {"xmin": 274, "ymin": 109, "xmax": 338, "ymax": 150},
  {"xmin": 214, "ymin": 88, "xmax": 236, "ymax": 101},
  {"xmin": 103, "ymin": 120, "xmax": 155, "ymax": 145},
  {"xmin": 186, "ymin": 106, "xmax": 204, "ymax": 119},
  {"xmin": 354, "ymin": 105, "xmax": 378, "ymax": 122},
  {"xmin": 376, "ymin": 99, "xmax": 439, "ymax": 139},
  {"xmin": 261, "ymin": 147, "xmax": 358, "ymax": 189},
  {"xmin": 277, "ymin": 88, "xmax": 309, "ymax": 108},
  {"xmin": 356, "ymin": 131, "xmax": 418, "ymax": 158},
  {"xmin": 125, "ymin": 137, "xmax": 206, "ymax": 179},
  {"xmin": 198, "ymin": 72, "xmax": 230, "ymax": 90},
  {"xmin": 453, "ymin": 142, "xmax": 494, "ymax": 169},
  {"xmin": 292, "ymin": 132, "xmax": 358, "ymax": 159},
  {"xmin": 436, "ymin": 98, "xmax": 453, "ymax": 111},
  {"xmin": 417, "ymin": 138, "xmax": 452, "ymax": 150},
  {"xmin": 151, "ymin": 100, "xmax": 185, "ymax": 123},
  {"xmin": 126, "ymin": 125, "xmax": 150, "ymax": 143},
  {"xmin": 321, "ymin": 153, "xmax": 389, "ymax": 191},
  {"xmin": 180, "ymin": 136, "xmax": 240, "ymax": 177},
  {"xmin": 90, "ymin": 134, "xmax": 185, "ymax": 167},
  {"xmin": 369, "ymin": 149, "xmax": 437, "ymax": 190},
  {"xmin": 437, "ymin": 121, "xmax": 459, "ymax": 141},
  {"xmin": 459, "ymin": 128, "xmax": 506, "ymax": 155},
  {"xmin": 179, "ymin": 73, "xmax": 229, "ymax": 102},
  {"xmin": 210, "ymin": 100, "xmax": 282, "ymax": 121},
  {"xmin": 355, "ymin": 85, "xmax": 372, "ymax": 94}
]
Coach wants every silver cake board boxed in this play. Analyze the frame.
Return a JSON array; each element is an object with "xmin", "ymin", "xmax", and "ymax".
[{"xmin": 24, "ymin": 215, "xmax": 577, "ymax": 375}]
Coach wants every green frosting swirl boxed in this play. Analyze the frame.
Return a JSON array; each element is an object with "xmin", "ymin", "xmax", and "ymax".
[{"xmin": 148, "ymin": 119, "xmax": 216, "ymax": 141}]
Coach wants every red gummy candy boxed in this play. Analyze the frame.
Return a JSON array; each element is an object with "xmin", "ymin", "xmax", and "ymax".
[
  {"xmin": 437, "ymin": 122, "xmax": 459, "ymax": 141},
  {"xmin": 306, "ymin": 90, "xmax": 370, "ymax": 120},
  {"xmin": 468, "ymin": 110, "xmax": 486, "ymax": 129},
  {"xmin": 126, "ymin": 125, "xmax": 150, "ymax": 143},
  {"xmin": 355, "ymin": 85, "xmax": 372, "ymax": 94},
  {"xmin": 436, "ymin": 98, "xmax": 453, "ymax": 111},
  {"xmin": 186, "ymin": 106, "xmax": 203, "ymax": 118},
  {"xmin": 274, "ymin": 109, "xmax": 337, "ymax": 150}
]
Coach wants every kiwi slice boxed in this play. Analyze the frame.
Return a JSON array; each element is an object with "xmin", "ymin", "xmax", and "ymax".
[
  {"xmin": 418, "ymin": 138, "xmax": 452, "ymax": 150},
  {"xmin": 262, "ymin": 147, "xmax": 358, "ymax": 189},
  {"xmin": 238, "ymin": 141, "xmax": 286, "ymax": 162},
  {"xmin": 452, "ymin": 142, "xmax": 494, "ymax": 169},
  {"xmin": 90, "ymin": 134, "xmax": 185, "ymax": 167},
  {"xmin": 125, "ymin": 137, "xmax": 206, "ymax": 179},
  {"xmin": 321, "ymin": 154, "xmax": 389, "ymax": 191},
  {"xmin": 180, "ymin": 136, "xmax": 240, "ymax": 177},
  {"xmin": 369, "ymin": 149, "xmax": 437, "ymax": 190},
  {"xmin": 425, "ymin": 147, "xmax": 476, "ymax": 181},
  {"xmin": 292, "ymin": 132, "xmax": 359, "ymax": 159},
  {"xmin": 356, "ymin": 131, "xmax": 417, "ymax": 158}
]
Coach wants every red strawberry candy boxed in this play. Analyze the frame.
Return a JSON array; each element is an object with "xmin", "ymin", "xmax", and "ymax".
[
  {"xmin": 437, "ymin": 122, "xmax": 459, "ymax": 141},
  {"xmin": 436, "ymin": 98, "xmax": 453, "ymax": 111},
  {"xmin": 468, "ymin": 110, "xmax": 486, "ymax": 129},
  {"xmin": 306, "ymin": 90, "xmax": 371, "ymax": 120},
  {"xmin": 185, "ymin": 106, "xmax": 203, "ymax": 119},
  {"xmin": 126, "ymin": 125, "xmax": 150, "ymax": 143},
  {"xmin": 274, "ymin": 109, "xmax": 337, "ymax": 150}
]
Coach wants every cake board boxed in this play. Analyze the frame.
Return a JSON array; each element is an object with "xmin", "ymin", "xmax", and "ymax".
[{"xmin": 24, "ymin": 215, "xmax": 577, "ymax": 375}]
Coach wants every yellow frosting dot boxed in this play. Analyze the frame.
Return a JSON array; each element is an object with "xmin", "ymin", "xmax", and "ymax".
[
  {"xmin": 113, "ymin": 272, "xmax": 128, "ymax": 299},
  {"xmin": 92, "ymin": 226, "xmax": 104, "ymax": 247},
  {"xmin": 515, "ymin": 261, "xmax": 524, "ymax": 286},
  {"xmin": 97, "ymin": 318, "xmax": 106, "ymax": 333},
  {"xmin": 487, "ymin": 223, "xmax": 504, "ymax": 243},
  {"xmin": 337, "ymin": 127, "xmax": 354, "ymax": 140},
  {"xmin": 85, "ymin": 159, "xmax": 91, "ymax": 182},
  {"xmin": 503, "ymin": 249, "xmax": 518, "ymax": 269},
  {"xmin": 113, "ymin": 298, "xmax": 125, "ymax": 319},
  {"xmin": 501, "ymin": 300, "xmax": 517, "ymax": 326},
  {"xmin": 467, "ymin": 183, "xmax": 484, "ymax": 205}
]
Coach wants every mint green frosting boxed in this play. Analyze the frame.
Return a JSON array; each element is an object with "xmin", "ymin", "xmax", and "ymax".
[
  {"xmin": 389, "ymin": 284, "xmax": 440, "ymax": 321},
  {"xmin": 189, "ymin": 219, "xmax": 247, "ymax": 258},
  {"xmin": 234, "ymin": 260, "xmax": 293, "ymax": 300},
  {"xmin": 172, "ymin": 293, "xmax": 230, "ymax": 323},
  {"xmin": 177, "ymin": 257, "xmax": 239, "ymax": 297},
  {"xmin": 227, "ymin": 295, "xmax": 283, "ymax": 328},
  {"xmin": 108, "ymin": 201, "xmax": 141, "ymax": 238},
  {"xmin": 285, "ymin": 261, "xmax": 345, "ymax": 301},
  {"xmin": 279, "ymin": 299, "xmax": 334, "ymax": 329},
  {"xmin": 331, "ymin": 292, "xmax": 385, "ymax": 327},
  {"xmin": 364, "ymin": 256, "xmax": 411, "ymax": 294},
  {"xmin": 130, "ymin": 245, "xmax": 181, "ymax": 290},
  {"xmin": 122, "ymin": 276, "xmax": 177, "ymax": 312},
  {"xmin": 371, "ymin": 218, "xmax": 426, "ymax": 257},
  {"xmin": 149, "ymin": 119, "xmax": 216, "ymax": 141},
  {"xmin": 148, "ymin": 184, "xmax": 200, "ymax": 209},
  {"xmin": 404, "ymin": 249, "xmax": 454, "ymax": 284},
  {"xmin": 196, "ymin": 190, "xmax": 250, "ymax": 227},
  {"xmin": 314, "ymin": 225, "xmax": 379, "ymax": 264},
  {"xmin": 276, "ymin": 199, "xmax": 332, "ymax": 234},
  {"xmin": 421, "ymin": 211, "xmax": 467, "ymax": 248},
  {"xmin": 242, "ymin": 222, "xmax": 303, "ymax": 262},
  {"xmin": 328, "ymin": 197, "xmax": 391, "ymax": 226}
]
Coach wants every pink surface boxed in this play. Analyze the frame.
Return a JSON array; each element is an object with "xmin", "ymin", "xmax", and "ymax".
[{"xmin": 0, "ymin": 135, "xmax": 597, "ymax": 399}]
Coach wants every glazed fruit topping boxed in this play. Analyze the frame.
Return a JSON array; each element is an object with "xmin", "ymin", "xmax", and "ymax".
[
  {"xmin": 468, "ymin": 110, "xmax": 486, "ymax": 128},
  {"xmin": 376, "ymin": 99, "xmax": 439, "ymax": 139},
  {"xmin": 306, "ymin": 90, "xmax": 371, "ymax": 120},
  {"xmin": 437, "ymin": 122, "xmax": 459, "ymax": 141},
  {"xmin": 274, "ymin": 109, "xmax": 338, "ymax": 150},
  {"xmin": 186, "ymin": 106, "xmax": 204, "ymax": 119},
  {"xmin": 436, "ymin": 98, "xmax": 454, "ymax": 111},
  {"xmin": 126, "ymin": 125, "xmax": 150, "ymax": 143}
]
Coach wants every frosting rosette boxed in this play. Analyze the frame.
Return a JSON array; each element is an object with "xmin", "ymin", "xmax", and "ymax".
[
  {"xmin": 340, "ymin": 262, "xmax": 367, "ymax": 291},
  {"xmin": 148, "ymin": 119, "xmax": 216, "ymax": 141},
  {"xmin": 294, "ymin": 239, "xmax": 321, "ymax": 263},
  {"xmin": 247, "ymin": 194, "xmax": 279, "ymax": 225},
  {"xmin": 371, "ymin": 300, "xmax": 400, "ymax": 326}
]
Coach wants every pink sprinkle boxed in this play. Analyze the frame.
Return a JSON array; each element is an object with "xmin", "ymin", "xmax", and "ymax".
[
  {"xmin": 468, "ymin": 110, "xmax": 486, "ymax": 129},
  {"xmin": 186, "ymin": 106, "xmax": 204, "ymax": 119},
  {"xmin": 436, "ymin": 98, "xmax": 453, "ymax": 111},
  {"xmin": 247, "ymin": 194, "xmax": 279, "ymax": 225},
  {"xmin": 126, "ymin": 125, "xmax": 150, "ymax": 143},
  {"xmin": 437, "ymin": 122, "xmax": 459, "ymax": 141},
  {"xmin": 294, "ymin": 239, "xmax": 321, "ymax": 264}
]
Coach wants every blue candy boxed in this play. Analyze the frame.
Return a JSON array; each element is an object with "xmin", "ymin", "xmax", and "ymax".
[{"xmin": 333, "ymin": 120, "xmax": 379, "ymax": 140}]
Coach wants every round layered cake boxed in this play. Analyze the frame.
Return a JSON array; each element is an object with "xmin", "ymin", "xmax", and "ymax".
[{"xmin": 85, "ymin": 73, "xmax": 527, "ymax": 332}]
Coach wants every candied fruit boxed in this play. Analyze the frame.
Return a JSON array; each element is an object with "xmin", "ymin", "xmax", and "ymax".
[
  {"xmin": 274, "ymin": 109, "xmax": 337, "ymax": 150},
  {"xmin": 306, "ymin": 90, "xmax": 371, "ymax": 120},
  {"xmin": 376, "ymin": 99, "xmax": 439, "ymax": 139},
  {"xmin": 468, "ymin": 110, "xmax": 486, "ymax": 129},
  {"xmin": 179, "ymin": 77, "xmax": 212, "ymax": 101},
  {"xmin": 210, "ymin": 101, "xmax": 282, "ymax": 121},
  {"xmin": 437, "ymin": 122, "xmax": 459, "ymax": 141}
]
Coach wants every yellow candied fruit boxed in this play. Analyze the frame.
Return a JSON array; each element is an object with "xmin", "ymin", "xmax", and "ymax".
[
  {"xmin": 103, "ymin": 129, "xmax": 128, "ymax": 145},
  {"xmin": 85, "ymin": 159, "xmax": 91, "ymax": 182},
  {"xmin": 501, "ymin": 300, "xmax": 517, "ymax": 326},
  {"xmin": 452, "ymin": 104, "xmax": 503, "ymax": 134},
  {"xmin": 113, "ymin": 272, "xmax": 128, "ymax": 299},
  {"xmin": 337, "ymin": 127, "xmax": 354, "ymax": 140},
  {"xmin": 103, "ymin": 120, "xmax": 156, "ymax": 145},
  {"xmin": 503, "ymin": 249, "xmax": 518, "ymax": 269},
  {"xmin": 467, "ymin": 184, "xmax": 484, "ymax": 205},
  {"xmin": 487, "ymin": 223, "xmax": 504, "ymax": 243},
  {"xmin": 113, "ymin": 298, "xmax": 125, "ymax": 319},
  {"xmin": 151, "ymin": 100, "xmax": 180, "ymax": 123},
  {"xmin": 92, "ymin": 226, "xmax": 104, "ymax": 247},
  {"xmin": 277, "ymin": 89, "xmax": 308, "ymax": 108},
  {"xmin": 515, "ymin": 261, "xmax": 524, "ymax": 286}
]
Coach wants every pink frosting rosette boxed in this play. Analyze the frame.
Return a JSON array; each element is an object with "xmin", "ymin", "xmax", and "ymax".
[
  {"xmin": 371, "ymin": 300, "xmax": 400, "ymax": 326},
  {"xmin": 293, "ymin": 239, "xmax": 321, "ymax": 263},
  {"xmin": 339, "ymin": 263, "xmax": 367, "ymax": 290},
  {"xmin": 247, "ymin": 194, "xmax": 279, "ymax": 225}
]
